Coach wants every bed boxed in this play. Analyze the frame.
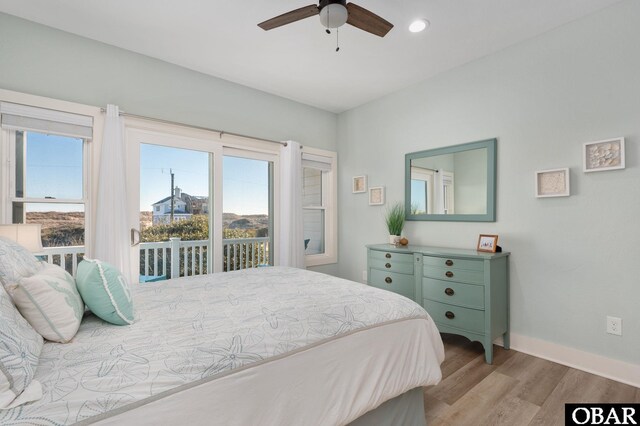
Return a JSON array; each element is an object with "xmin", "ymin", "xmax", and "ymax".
[{"xmin": 1, "ymin": 266, "xmax": 444, "ymax": 425}]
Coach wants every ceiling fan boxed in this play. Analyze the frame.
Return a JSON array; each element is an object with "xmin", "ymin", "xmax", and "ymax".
[{"xmin": 258, "ymin": 0, "xmax": 393, "ymax": 38}]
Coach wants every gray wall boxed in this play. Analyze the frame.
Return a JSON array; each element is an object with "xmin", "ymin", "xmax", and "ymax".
[
  {"xmin": 453, "ymin": 148, "xmax": 487, "ymax": 214},
  {"xmin": 337, "ymin": 0, "xmax": 640, "ymax": 364},
  {"xmin": 0, "ymin": 13, "xmax": 337, "ymax": 152}
]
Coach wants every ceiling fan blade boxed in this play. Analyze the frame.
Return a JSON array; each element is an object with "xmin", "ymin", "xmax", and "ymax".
[
  {"xmin": 258, "ymin": 5, "xmax": 320, "ymax": 31},
  {"xmin": 346, "ymin": 3, "xmax": 393, "ymax": 37}
]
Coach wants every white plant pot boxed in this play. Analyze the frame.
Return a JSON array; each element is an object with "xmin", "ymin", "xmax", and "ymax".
[{"xmin": 389, "ymin": 235, "xmax": 401, "ymax": 245}]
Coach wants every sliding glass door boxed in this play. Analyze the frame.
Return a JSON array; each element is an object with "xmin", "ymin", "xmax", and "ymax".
[
  {"xmin": 126, "ymin": 129, "xmax": 277, "ymax": 282},
  {"xmin": 127, "ymin": 128, "xmax": 221, "ymax": 282},
  {"xmin": 138, "ymin": 143, "xmax": 211, "ymax": 280},
  {"xmin": 222, "ymin": 153, "xmax": 274, "ymax": 271}
]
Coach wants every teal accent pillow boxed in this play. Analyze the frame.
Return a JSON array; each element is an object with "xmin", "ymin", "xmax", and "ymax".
[{"xmin": 75, "ymin": 259, "xmax": 134, "ymax": 326}]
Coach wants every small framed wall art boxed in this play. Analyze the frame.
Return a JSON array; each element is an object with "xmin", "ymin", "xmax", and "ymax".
[
  {"xmin": 535, "ymin": 168, "xmax": 570, "ymax": 198},
  {"xmin": 368, "ymin": 186, "xmax": 385, "ymax": 206},
  {"xmin": 477, "ymin": 234, "xmax": 499, "ymax": 253},
  {"xmin": 352, "ymin": 176, "xmax": 367, "ymax": 193},
  {"xmin": 583, "ymin": 137, "xmax": 625, "ymax": 172}
]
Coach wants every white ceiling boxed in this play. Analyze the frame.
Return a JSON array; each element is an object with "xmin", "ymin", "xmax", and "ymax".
[{"xmin": 0, "ymin": 0, "xmax": 624, "ymax": 113}]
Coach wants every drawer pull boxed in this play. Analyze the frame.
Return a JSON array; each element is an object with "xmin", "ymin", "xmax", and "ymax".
[
  {"xmin": 385, "ymin": 253, "xmax": 392, "ymax": 259},
  {"xmin": 445, "ymin": 288, "xmax": 455, "ymax": 296},
  {"xmin": 445, "ymin": 311, "xmax": 455, "ymax": 319},
  {"xmin": 445, "ymin": 259, "xmax": 454, "ymax": 266},
  {"xmin": 445, "ymin": 271, "xmax": 454, "ymax": 278},
  {"xmin": 385, "ymin": 277, "xmax": 392, "ymax": 284},
  {"xmin": 385, "ymin": 263, "xmax": 391, "ymax": 269}
]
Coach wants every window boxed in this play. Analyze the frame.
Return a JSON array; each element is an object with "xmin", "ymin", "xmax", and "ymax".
[
  {"xmin": 441, "ymin": 171, "xmax": 455, "ymax": 214},
  {"xmin": 410, "ymin": 167, "xmax": 455, "ymax": 215},
  {"xmin": 1, "ymin": 102, "xmax": 92, "ymax": 250},
  {"xmin": 223, "ymin": 154, "xmax": 274, "ymax": 271},
  {"xmin": 302, "ymin": 148, "xmax": 337, "ymax": 266},
  {"xmin": 138, "ymin": 143, "xmax": 212, "ymax": 277},
  {"xmin": 410, "ymin": 166, "xmax": 434, "ymax": 214}
]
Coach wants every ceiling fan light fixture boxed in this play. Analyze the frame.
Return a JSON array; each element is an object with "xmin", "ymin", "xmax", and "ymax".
[
  {"xmin": 319, "ymin": 3, "xmax": 348, "ymax": 29},
  {"xmin": 409, "ymin": 19, "xmax": 429, "ymax": 33}
]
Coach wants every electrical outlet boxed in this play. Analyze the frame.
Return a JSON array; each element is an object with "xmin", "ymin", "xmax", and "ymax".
[
  {"xmin": 606, "ymin": 316, "xmax": 622, "ymax": 336},
  {"xmin": 362, "ymin": 270, "xmax": 367, "ymax": 282}
]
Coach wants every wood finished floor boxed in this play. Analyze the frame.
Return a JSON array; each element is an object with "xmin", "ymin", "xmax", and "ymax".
[{"xmin": 423, "ymin": 334, "xmax": 640, "ymax": 425}]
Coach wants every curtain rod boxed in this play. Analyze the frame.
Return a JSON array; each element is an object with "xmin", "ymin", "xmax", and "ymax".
[
  {"xmin": 412, "ymin": 165, "xmax": 439, "ymax": 173},
  {"xmin": 100, "ymin": 108, "xmax": 287, "ymax": 147}
]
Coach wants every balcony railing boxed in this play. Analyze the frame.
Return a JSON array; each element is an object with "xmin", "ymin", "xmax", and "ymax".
[
  {"xmin": 37, "ymin": 237, "xmax": 270, "ymax": 280},
  {"xmin": 39, "ymin": 245, "xmax": 85, "ymax": 277}
]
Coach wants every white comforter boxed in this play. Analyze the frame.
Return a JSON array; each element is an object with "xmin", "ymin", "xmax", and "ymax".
[{"xmin": 1, "ymin": 267, "xmax": 444, "ymax": 425}]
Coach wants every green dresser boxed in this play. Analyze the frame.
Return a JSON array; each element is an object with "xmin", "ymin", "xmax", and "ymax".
[{"xmin": 367, "ymin": 244, "xmax": 510, "ymax": 364}]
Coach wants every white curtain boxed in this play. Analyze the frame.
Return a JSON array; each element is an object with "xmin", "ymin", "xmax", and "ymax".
[
  {"xmin": 278, "ymin": 141, "xmax": 305, "ymax": 268},
  {"xmin": 93, "ymin": 105, "xmax": 133, "ymax": 282},
  {"xmin": 434, "ymin": 171, "xmax": 445, "ymax": 214}
]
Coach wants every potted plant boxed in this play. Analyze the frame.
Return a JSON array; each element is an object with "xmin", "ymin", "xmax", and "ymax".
[{"xmin": 384, "ymin": 202, "xmax": 405, "ymax": 245}]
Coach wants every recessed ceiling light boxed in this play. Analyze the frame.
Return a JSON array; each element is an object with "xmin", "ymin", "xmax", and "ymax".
[{"xmin": 409, "ymin": 19, "xmax": 429, "ymax": 33}]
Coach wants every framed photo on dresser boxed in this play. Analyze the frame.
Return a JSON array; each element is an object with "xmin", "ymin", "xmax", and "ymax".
[{"xmin": 477, "ymin": 234, "xmax": 499, "ymax": 253}]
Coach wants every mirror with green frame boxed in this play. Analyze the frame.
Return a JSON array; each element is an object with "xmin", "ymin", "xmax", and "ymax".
[{"xmin": 405, "ymin": 139, "xmax": 497, "ymax": 222}]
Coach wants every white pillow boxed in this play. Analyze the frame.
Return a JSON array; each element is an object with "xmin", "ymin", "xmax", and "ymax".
[
  {"xmin": 0, "ymin": 284, "xmax": 43, "ymax": 409},
  {"xmin": 8, "ymin": 263, "xmax": 84, "ymax": 343},
  {"xmin": 0, "ymin": 237, "xmax": 43, "ymax": 289}
]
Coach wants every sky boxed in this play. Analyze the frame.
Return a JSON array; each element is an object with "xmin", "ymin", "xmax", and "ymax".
[
  {"xmin": 140, "ymin": 144, "xmax": 270, "ymax": 215},
  {"xmin": 24, "ymin": 133, "xmax": 270, "ymax": 215},
  {"xmin": 24, "ymin": 133, "xmax": 83, "ymax": 212},
  {"xmin": 25, "ymin": 133, "xmax": 83, "ymax": 199},
  {"xmin": 410, "ymin": 180, "xmax": 427, "ymax": 213}
]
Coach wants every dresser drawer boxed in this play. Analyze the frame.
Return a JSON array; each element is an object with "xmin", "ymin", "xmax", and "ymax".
[
  {"xmin": 423, "ymin": 278, "xmax": 485, "ymax": 310},
  {"xmin": 423, "ymin": 265, "xmax": 484, "ymax": 285},
  {"xmin": 423, "ymin": 256, "xmax": 483, "ymax": 272},
  {"xmin": 423, "ymin": 300, "xmax": 484, "ymax": 334},
  {"xmin": 369, "ymin": 250, "xmax": 414, "ymax": 263},
  {"xmin": 369, "ymin": 269, "xmax": 414, "ymax": 299},
  {"xmin": 370, "ymin": 258, "xmax": 414, "ymax": 274}
]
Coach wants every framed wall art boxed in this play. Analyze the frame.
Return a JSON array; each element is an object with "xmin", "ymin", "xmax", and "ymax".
[
  {"xmin": 352, "ymin": 176, "xmax": 367, "ymax": 193},
  {"xmin": 368, "ymin": 186, "xmax": 385, "ymax": 206},
  {"xmin": 583, "ymin": 137, "xmax": 625, "ymax": 172},
  {"xmin": 535, "ymin": 168, "xmax": 570, "ymax": 198}
]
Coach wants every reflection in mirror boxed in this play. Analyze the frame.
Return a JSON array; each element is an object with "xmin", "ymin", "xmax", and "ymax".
[
  {"xmin": 405, "ymin": 139, "xmax": 496, "ymax": 222},
  {"xmin": 410, "ymin": 148, "xmax": 487, "ymax": 215}
]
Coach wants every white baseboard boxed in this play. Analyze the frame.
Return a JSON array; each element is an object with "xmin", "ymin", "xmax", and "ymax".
[{"xmin": 494, "ymin": 333, "xmax": 640, "ymax": 388}]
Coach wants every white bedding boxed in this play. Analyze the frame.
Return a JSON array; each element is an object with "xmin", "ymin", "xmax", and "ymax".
[{"xmin": 1, "ymin": 267, "xmax": 444, "ymax": 425}]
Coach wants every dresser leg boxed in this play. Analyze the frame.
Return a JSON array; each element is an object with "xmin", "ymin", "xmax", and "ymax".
[
  {"xmin": 483, "ymin": 338, "xmax": 493, "ymax": 364},
  {"xmin": 503, "ymin": 332, "xmax": 510, "ymax": 350}
]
